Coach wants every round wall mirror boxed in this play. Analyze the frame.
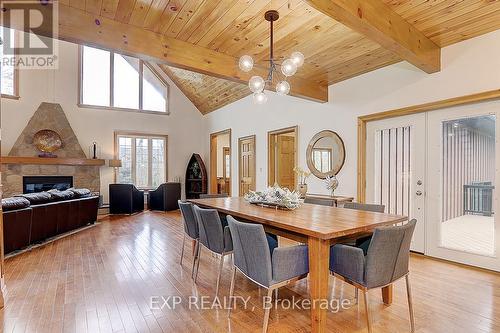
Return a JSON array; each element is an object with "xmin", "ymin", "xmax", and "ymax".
[{"xmin": 306, "ymin": 130, "xmax": 345, "ymax": 179}]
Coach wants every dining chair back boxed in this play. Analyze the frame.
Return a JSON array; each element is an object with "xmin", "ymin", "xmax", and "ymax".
[
  {"xmin": 365, "ymin": 219, "xmax": 416, "ymax": 288},
  {"xmin": 178, "ymin": 201, "xmax": 198, "ymax": 240},
  {"xmin": 192, "ymin": 205, "xmax": 233, "ymax": 298},
  {"xmin": 343, "ymin": 202, "xmax": 385, "ymax": 213},
  {"xmin": 193, "ymin": 206, "xmax": 227, "ymax": 254},
  {"xmin": 199, "ymin": 193, "xmax": 229, "ymax": 199},
  {"xmin": 177, "ymin": 201, "xmax": 199, "ymax": 277},
  {"xmin": 227, "ymin": 215, "xmax": 309, "ymax": 333},
  {"xmin": 303, "ymin": 197, "xmax": 333, "ymax": 206},
  {"xmin": 227, "ymin": 216, "xmax": 273, "ymax": 287},
  {"xmin": 330, "ymin": 219, "xmax": 417, "ymax": 333}
]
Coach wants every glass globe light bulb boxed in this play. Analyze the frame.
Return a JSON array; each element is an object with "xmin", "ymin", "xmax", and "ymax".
[
  {"xmin": 276, "ymin": 81, "xmax": 290, "ymax": 95},
  {"xmin": 239, "ymin": 55, "xmax": 254, "ymax": 72},
  {"xmin": 290, "ymin": 51, "xmax": 304, "ymax": 67},
  {"xmin": 281, "ymin": 59, "xmax": 297, "ymax": 77},
  {"xmin": 253, "ymin": 92, "xmax": 268, "ymax": 104},
  {"xmin": 249, "ymin": 75, "xmax": 265, "ymax": 93}
]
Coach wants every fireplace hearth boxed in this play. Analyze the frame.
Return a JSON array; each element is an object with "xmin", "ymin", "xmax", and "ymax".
[{"xmin": 23, "ymin": 176, "xmax": 73, "ymax": 194}]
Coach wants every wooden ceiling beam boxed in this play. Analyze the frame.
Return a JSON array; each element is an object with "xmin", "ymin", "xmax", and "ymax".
[
  {"xmin": 304, "ymin": 0, "xmax": 441, "ymax": 73},
  {"xmin": 0, "ymin": 2, "xmax": 327, "ymax": 103}
]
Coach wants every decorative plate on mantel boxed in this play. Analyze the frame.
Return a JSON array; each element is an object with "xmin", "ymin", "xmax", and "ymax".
[{"xmin": 33, "ymin": 129, "xmax": 63, "ymax": 157}]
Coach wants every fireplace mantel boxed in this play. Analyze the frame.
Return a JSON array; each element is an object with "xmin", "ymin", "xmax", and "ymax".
[{"xmin": 0, "ymin": 156, "xmax": 105, "ymax": 166}]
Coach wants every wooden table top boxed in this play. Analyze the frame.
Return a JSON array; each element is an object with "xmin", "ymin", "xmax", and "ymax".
[{"xmin": 189, "ymin": 197, "xmax": 407, "ymax": 240}]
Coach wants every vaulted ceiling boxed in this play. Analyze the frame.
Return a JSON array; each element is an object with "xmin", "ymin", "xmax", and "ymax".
[
  {"xmin": 5, "ymin": 1, "xmax": 500, "ymax": 113},
  {"xmin": 160, "ymin": 65, "xmax": 250, "ymax": 114}
]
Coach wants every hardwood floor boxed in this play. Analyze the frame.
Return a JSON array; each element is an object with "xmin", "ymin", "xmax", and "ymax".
[{"xmin": 1, "ymin": 211, "xmax": 499, "ymax": 333}]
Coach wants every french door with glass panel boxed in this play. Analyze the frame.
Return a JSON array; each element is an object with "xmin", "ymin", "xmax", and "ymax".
[
  {"xmin": 366, "ymin": 114, "xmax": 426, "ymax": 253},
  {"xmin": 427, "ymin": 102, "xmax": 500, "ymax": 271}
]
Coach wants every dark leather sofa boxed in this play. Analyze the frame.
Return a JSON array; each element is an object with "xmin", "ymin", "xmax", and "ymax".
[
  {"xmin": 2, "ymin": 189, "xmax": 99, "ymax": 254},
  {"xmin": 148, "ymin": 182, "xmax": 181, "ymax": 211},
  {"xmin": 109, "ymin": 184, "xmax": 144, "ymax": 214}
]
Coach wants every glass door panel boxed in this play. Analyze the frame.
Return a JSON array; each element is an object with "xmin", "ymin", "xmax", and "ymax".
[
  {"xmin": 427, "ymin": 101, "xmax": 500, "ymax": 272},
  {"xmin": 440, "ymin": 116, "xmax": 495, "ymax": 256}
]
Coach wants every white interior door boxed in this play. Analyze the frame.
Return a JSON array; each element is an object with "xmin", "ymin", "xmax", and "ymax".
[
  {"xmin": 366, "ymin": 113, "xmax": 426, "ymax": 253},
  {"xmin": 426, "ymin": 101, "xmax": 500, "ymax": 271}
]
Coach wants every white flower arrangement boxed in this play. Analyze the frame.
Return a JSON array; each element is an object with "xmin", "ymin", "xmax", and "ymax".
[
  {"xmin": 244, "ymin": 184, "xmax": 302, "ymax": 210},
  {"xmin": 293, "ymin": 166, "xmax": 311, "ymax": 185}
]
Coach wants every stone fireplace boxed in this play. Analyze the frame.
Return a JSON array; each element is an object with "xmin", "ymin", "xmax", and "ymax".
[{"xmin": 1, "ymin": 102, "xmax": 100, "ymax": 198}]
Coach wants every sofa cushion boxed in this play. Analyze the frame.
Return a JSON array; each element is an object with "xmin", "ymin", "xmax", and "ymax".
[
  {"xmin": 47, "ymin": 189, "xmax": 75, "ymax": 201},
  {"xmin": 16, "ymin": 192, "xmax": 52, "ymax": 205},
  {"xmin": 69, "ymin": 188, "xmax": 91, "ymax": 198},
  {"xmin": 1, "ymin": 197, "xmax": 31, "ymax": 211}
]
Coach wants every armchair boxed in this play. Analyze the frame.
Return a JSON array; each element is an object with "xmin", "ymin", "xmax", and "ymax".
[
  {"xmin": 148, "ymin": 183, "xmax": 181, "ymax": 211},
  {"xmin": 109, "ymin": 184, "xmax": 144, "ymax": 215}
]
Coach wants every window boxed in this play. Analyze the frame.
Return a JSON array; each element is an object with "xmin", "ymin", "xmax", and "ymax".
[
  {"xmin": 0, "ymin": 27, "xmax": 18, "ymax": 98},
  {"xmin": 80, "ymin": 45, "xmax": 169, "ymax": 113},
  {"xmin": 115, "ymin": 132, "xmax": 167, "ymax": 189},
  {"xmin": 313, "ymin": 148, "xmax": 332, "ymax": 173}
]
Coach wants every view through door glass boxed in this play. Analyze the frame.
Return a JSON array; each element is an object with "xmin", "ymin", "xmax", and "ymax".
[
  {"xmin": 374, "ymin": 126, "xmax": 412, "ymax": 217},
  {"xmin": 440, "ymin": 115, "xmax": 496, "ymax": 257}
]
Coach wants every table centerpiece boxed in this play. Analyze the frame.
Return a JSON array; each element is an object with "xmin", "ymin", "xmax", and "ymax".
[{"xmin": 244, "ymin": 185, "xmax": 302, "ymax": 210}]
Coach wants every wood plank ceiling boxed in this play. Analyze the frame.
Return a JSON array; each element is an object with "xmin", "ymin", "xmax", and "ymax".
[{"xmin": 63, "ymin": 0, "xmax": 500, "ymax": 113}]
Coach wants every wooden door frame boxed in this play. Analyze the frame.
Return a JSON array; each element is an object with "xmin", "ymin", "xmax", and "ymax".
[
  {"xmin": 210, "ymin": 129, "xmax": 232, "ymax": 196},
  {"xmin": 267, "ymin": 126, "xmax": 298, "ymax": 189},
  {"xmin": 238, "ymin": 135, "xmax": 256, "ymax": 196},
  {"xmin": 358, "ymin": 89, "xmax": 500, "ymax": 203}
]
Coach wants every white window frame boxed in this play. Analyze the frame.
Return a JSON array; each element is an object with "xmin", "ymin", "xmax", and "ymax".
[
  {"xmin": 0, "ymin": 27, "xmax": 19, "ymax": 100},
  {"xmin": 114, "ymin": 131, "xmax": 168, "ymax": 189},
  {"xmin": 79, "ymin": 45, "xmax": 170, "ymax": 115}
]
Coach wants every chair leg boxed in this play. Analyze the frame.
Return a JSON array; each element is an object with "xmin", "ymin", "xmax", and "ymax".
[
  {"xmin": 195, "ymin": 245, "xmax": 202, "ymax": 283},
  {"xmin": 191, "ymin": 240, "xmax": 199, "ymax": 279},
  {"xmin": 262, "ymin": 288, "xmax": 273, "ymax": 333},
  {"xmin": 228, "ymin": 267, "xmax": 236, "ymax": 318},
  {"xmin": 363, "ymin": 291, "xmax": 372, "ymax": 333},
  {"xmin": 180, "ymin": 234, "xmax": 186, "ymax": 265},
  {"xmin": 215, "ymin": 252, "xmax": 225, "ymax": 299},
  {"xmin": 355, "ymin": 288, "xmax": 359, "ymax": 305},
  {"xmin": 331, "ymin": 274, "xmax": 336, "ymax": 300},
  {"xmin": 406, "ymin": 275, "xmax": 416, "ymax": 333}
]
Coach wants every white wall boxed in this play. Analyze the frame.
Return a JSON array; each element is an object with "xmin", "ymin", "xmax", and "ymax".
[
  {"xmin": 1, "ymin": 40, "xmax": 205, "ymax": 202},
  {"xmin": 204, "ymin": 29, "xmax": 500, "ymax": 198}
]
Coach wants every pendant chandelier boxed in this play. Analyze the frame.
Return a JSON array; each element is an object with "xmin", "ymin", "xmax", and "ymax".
[{"xmin": 238, "ymin": 10, "xmax": 304, "ymax": 104}]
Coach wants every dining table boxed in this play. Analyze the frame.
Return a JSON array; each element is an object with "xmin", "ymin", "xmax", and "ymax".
[{"xmin": 188, "ymin": 197, "xmax": 408, "ymax": 333}]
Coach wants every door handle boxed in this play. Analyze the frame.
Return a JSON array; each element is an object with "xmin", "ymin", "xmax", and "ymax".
[{"xmin": 416, "ymin": 190, "xmax": 422, "ymax": 196}]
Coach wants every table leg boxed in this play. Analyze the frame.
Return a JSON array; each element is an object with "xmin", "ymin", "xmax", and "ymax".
[
  {"xmin": 308, "ymin": 237, "xmax": 330, "ymax": 333},
  {"xmin": 382, "ymin": 284, "xmax": 393, "ymax": 305}
]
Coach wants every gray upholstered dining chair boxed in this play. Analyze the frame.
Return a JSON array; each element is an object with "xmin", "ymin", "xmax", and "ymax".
[
  {"xmin": 303, "ymin": 196, "xmax": 333, "ymax": 206},
  {"xmin": 343, "ymin": 202, "xmax": 385, "ymax": 213},
  {"xmin": 192, "ymin": 205, "xmax": 233, "ymax": 298},
  {"xmin": 330, "ymin": 219, "xmax": 417, "ymax": 333},
  {"xmin": 335, "ymin": 202, "xmax": 386, "ymax": 302},
  {"xmin": 178, "ymin": 201, "xmax": 199, "ymax": 278},
  {"xmin": 227, "ymin": 216, "xmax": 309, "ymax": 333},
  {"xmin": 199, "ymin": 193, "xmax": 229, "ymax": 199}
]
